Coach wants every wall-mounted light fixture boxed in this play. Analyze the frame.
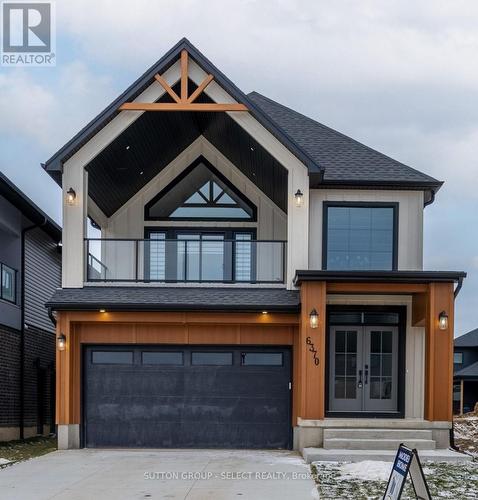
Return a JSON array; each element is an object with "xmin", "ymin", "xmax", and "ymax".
[
  {"xmin": 438, "ymin": 311, "xmax": 449, "ymax": 330},
  {"xmin": 66, "ymin": 188, "xmax": 76, "ymax": 206},
  {"xmin": 294, "ymin": 189, "xmax": 304, "ymax": 208},
  {"xmin": 99, "ymin": 309, "xmax": 106, "ymax": 313},
  {"xmin": 57, "ymin": 333, "xmax": 66, "ymax": 351},
  {"xmin": 261, "ymin": 311, "xmax": 268, "ymax": 315},
  {"xmin": 309, "ymin": 308, "xmax": 319, "ymax": 329}
]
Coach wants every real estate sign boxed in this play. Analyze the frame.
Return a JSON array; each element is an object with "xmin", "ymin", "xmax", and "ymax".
[{"xmin": 383, "ymin": 444, "xmax": 431, "ymax": 500}]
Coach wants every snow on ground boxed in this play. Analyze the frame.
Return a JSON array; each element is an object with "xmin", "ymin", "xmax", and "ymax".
[
  {"xmin": 311, "ymin": 460, "xmax": 478, "ymax": 499},
  {"xmin": 338, "ymin": 460, "xmax": 391, "ymax": 481},
  {"xmin": 0, "ymin": 459, "xmax": 11, "ymax": 465},
  {"xmin": 455, "ymin": 414, "xmax": 478, "ymax": 456}
]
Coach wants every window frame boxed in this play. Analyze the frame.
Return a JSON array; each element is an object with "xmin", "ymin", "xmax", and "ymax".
[
  {"xmin": 144, "ymin": 156, "xmax": 258, "ymax": 222},
  {"xmin": 322, "ymin": 201, "xmax": 399, "ymax": 271},
  {"xmin": 144, "ymin": 227, "xmax": 257, "ymax": 282},
  {"xmin": 0, "ymin": 262, "xmax": 17, "ymax": 304},
  {"xmin": 454, "ymin": 352, "xmax": 463, "ymax": 364}
]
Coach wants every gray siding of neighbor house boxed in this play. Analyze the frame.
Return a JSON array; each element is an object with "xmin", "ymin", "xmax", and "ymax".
[
  {"xmin": 0, "ymin": 196, "xmax": 22, "ymax": 330},
  {"xmin": 25, "ymin": 227, "xmax": 61, "ymax": 333}
]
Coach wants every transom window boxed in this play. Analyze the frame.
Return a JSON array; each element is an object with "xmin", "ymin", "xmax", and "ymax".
[
  {"xmin": 145, "ymin": 157, "xmax": 256, "ymax": 221},
  {"xmin": 323, "ymin": 203, "xmax": 398, "ymax": 271}
]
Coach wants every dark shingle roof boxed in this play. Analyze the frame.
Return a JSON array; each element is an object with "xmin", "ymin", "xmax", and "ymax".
[
  {"xmin": 248, "ymin": 92, "xmax": 442, "ymax": 189},
  {"xmin": 0, "ymin": 172, "xmax": 61, "ymax": 241},
  {"xmin": 46, "ymin": 287, "xmax": 300, "ymax": 312},
  {"xmin": 455, "ymin": 360, "xmax": 478, "ymax": 379},
  {"xmin": 455, "ymin": 328, "xmax": 478, "ymax": 347}
]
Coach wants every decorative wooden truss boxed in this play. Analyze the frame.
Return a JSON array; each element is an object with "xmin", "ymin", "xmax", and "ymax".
[{"xmin": 119, "ymin": 50, "xmax": 248, "ymax": 112}]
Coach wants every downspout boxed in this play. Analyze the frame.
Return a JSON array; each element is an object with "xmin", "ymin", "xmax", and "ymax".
[
  {"xmin": 454, "ymin": 275, "xmax": 464, "ymax": 299},
  {"xmin": 20, "ymin": 218, "xmax": 47, "ymax": 440},
  {"xmin": 47, "ymin": 307, "xmax": 57, "ymax": 327}
]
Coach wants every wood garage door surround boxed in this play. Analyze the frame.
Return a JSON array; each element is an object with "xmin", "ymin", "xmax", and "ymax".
[{"xmin": 55, "ymin": 311, "xmax": 299, "ymax": 428}]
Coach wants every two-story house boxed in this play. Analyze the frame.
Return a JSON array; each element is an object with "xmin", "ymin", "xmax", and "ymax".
[
  {"xmin": 453, "ymin": 328, "xmax": 478, "ymax": 415},
  {"xmin": 45, "ymin": 39, "xmax": 465, "ymax": 454},
  {"xmin": 0, "ymin": 172, "xmax": 61, "ymax": 441}
]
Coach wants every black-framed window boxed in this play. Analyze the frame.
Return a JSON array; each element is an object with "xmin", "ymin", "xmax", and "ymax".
[
  {"xmin": 145, "ymin": 228, "xmax": 256, "ymax": 282},
  {"xmin": 1, "ymin": 263, "xmax": 16, "ymax": 303},
  {"xmin": 191, "ymin": 352, "xmax": 233, "ymax": 366},
  {"xmin": 91, "ymin": 351, "xmax": 133, "ymax": 364},
  {"xmin": 323, "ymin": 203, "xmax": 398, "ymax": 271},
  {"xmin": 145, "ymin": 156, "xmax": 257, "ymax": 222}
]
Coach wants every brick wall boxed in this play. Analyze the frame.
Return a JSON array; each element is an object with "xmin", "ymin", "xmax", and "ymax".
[
  {"xmin": 0, "ymin": 322, "xmax": 55, "ymax": 436},
  {"xmin": 0, "ymin": 324, "xmax": 21, "ymax": 427}
]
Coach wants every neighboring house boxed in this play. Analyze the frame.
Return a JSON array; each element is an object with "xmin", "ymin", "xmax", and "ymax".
[
  {"xmin": 0, "ymin": 172, "xmax": 61, "ymax": 442},
  {"xmin": 453, "ymin": 328, "xmax": 478, "ymax": 415},
  {"xmin": 44, "ymin": 39, "xmax": 465, "ymax": 453}
]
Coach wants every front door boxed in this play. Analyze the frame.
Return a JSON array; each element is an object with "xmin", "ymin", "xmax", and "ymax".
[{"xmin": 329, "ymin": 325, "xmax": 399, "ymax": 413}]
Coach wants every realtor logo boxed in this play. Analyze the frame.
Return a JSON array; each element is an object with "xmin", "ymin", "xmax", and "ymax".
[{"xmin": 1, "ymin": 1, "xmax": 56, "ymax": 66}]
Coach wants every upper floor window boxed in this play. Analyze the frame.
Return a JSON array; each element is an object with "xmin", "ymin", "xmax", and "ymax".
[
  {"xmin": 323, "ymin": 203, "xmax": 398, "ymax": 271},
  {"xmin": 1, "ymin": 263, "xmax": 16, "ymax": 303},
  {"xmin": 145, "ymin": 157, "xmax": 256, "ymax": 221},
  {"xmin": 454, "ymin": 352, "xmax": 463, "ymax": 364}
]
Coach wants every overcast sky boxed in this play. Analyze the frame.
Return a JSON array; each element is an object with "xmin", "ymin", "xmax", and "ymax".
[{"xmin": 1, "ymin": 1, "xmax": 477, "ymax": 335}]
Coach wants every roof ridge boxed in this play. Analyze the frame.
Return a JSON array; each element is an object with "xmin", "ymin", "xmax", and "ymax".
[{"xmin": 248, "ymin": 91, "xmax": 441, "ymax": 184}]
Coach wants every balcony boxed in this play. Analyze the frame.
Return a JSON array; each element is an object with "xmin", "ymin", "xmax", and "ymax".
[{"xmin": 85, "ymin": 238, "xmax": 286, "ymax": 284}]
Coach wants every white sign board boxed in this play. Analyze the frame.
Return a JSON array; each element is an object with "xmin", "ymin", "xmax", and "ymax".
[{"xmin": 383, "ymin": 444, "xmax": 431, "ymax": 500}]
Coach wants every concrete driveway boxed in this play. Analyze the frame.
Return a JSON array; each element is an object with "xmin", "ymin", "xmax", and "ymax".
[{"xmin": 0, "ymin": 449, "xmax": 317, "ymax": 500}]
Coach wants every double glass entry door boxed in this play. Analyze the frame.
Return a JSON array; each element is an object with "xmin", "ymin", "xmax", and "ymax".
[{"xmin": 329, "ymin": 326, "xmax": 398, "ymax": 412}]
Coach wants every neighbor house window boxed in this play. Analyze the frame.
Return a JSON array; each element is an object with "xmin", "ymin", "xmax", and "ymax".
[
  {"xmin": 454, "ymin": 352, "xmax": 463, "ymax": 364},
  {"xmin": 323, "ymin": 203, "xmax": 398, "ymax": 270},
  {"xmin": 1, "ymin": 263, "xmax": 16, "ymax": 303}
]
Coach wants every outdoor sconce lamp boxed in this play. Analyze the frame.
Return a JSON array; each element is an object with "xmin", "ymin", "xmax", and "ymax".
[
  {"xmin": 309, "ymin": 309, "xmax": 319, "ymax": 329},
  {"xmin": 57, "ymin": 333, "xmax": 66, "ymax": 351},
  {"xmin": 294, "ymin": 189, "xmax": 304, "ymax": 208},
  {"xmin": 438, "ymin": 311, "xmax": 449, "ymax": 330},
  {"xmin": 66, "ymin": 187, "xmax": 76, "ymax": 206}
]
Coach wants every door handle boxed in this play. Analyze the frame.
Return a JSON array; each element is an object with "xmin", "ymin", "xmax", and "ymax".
[
  {"xmin": 358, "ymin": 369, "xmax": 363, "ymax": 388},
  {"xmin": 364, "ymin": 364, "xmax": 369, "ymax": 385}
]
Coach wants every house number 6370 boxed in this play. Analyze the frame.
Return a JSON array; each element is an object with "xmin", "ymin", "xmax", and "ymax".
[{"xmin": 306, "ymin": 337, "xmax": 320, "ymax": 366}]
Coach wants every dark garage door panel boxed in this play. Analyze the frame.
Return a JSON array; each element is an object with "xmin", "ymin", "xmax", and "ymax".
[{"xmin": 84, "ymin": 346, "xmax": 291, "ymax": 449}]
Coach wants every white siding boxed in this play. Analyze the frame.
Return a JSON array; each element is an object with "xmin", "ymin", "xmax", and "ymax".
[{"xmin": 309, "ymin": 189, "xmax": 424, "ymax": 271}]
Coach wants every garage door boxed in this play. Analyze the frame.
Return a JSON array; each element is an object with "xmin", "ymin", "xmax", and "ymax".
[{"xmin": 84, "ymin": 345, "xmax": 291, "ymax": 449}]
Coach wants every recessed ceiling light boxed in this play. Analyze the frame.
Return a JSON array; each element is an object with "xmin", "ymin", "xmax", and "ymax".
[
  {"xmin": 125, "ymin": 145, "xmax": 130, "ymax": 150},
  {"xmin": 99, "ymin": 309, "xmax": 106, "ymax": 313},
  {"xmin": 250, "ymin": 146, "xmax": 254, "ymax": 151},
  {"xmin": 139, "ymin": 171, "xmax": 144, "ymax": 175},
  {"xmin": 262, "ymin": 311, "xmax": 268, "ymax": 315}
]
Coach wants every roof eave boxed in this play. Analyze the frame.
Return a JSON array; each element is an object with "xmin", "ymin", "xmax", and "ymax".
[
  {"xmin": 43, "ymin": 38, "xmax": 321, "ymax": 182},
  {"xmin": 294, "ymin": 270, "xmax": 467, "ymax": 286}
]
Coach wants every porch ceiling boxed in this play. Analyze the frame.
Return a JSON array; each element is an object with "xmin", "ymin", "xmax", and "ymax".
[{"xmin": 85, "ymin": 81, "xmax": 288, "ymax": 217}]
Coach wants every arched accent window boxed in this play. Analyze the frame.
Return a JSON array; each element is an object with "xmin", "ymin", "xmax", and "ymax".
[{"xmin": 145, "ymin": 156, "xmax": 256, "ymax": 221}]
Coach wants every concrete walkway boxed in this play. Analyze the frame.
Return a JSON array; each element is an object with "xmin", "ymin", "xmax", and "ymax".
[{"xmin": 0, "ymin": 449, "xmax": 317, "ymax": 500}]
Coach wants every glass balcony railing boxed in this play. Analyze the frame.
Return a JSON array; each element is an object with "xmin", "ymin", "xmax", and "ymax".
[{"xmin": 85, "ymin": 238, "xmax": 286, "ymax": 284}]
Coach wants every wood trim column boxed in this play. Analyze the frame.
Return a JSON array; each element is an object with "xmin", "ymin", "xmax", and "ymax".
[
  {"xmin": 56, "ymin": 312, "xmax": 81, "ymax": 425},
  {"xmin": 424, "ymin": 282, "xmax": 455, "ymax": 421},
  {"xmin": 298, "ymin": 281, "xmax": 326, "ymax": 419}
]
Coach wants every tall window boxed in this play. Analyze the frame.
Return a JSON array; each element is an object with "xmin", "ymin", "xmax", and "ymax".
[
  {"xmin": 323, "ymin": 203, "xmax": 397, "ymax": 270},
  {"xmin": 1, "ymin": 263, "xmax": 16, "ymax": 303},
  {"xmin": 145, "ymin": 157, "xmax": 256, "ymax": 221}
]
